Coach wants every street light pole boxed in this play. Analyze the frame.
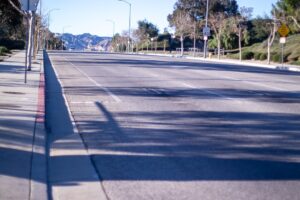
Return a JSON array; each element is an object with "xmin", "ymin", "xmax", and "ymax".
[
  {"xmin": 118, "ymin": 0, "xmax": 131, "ymax": 53},
  {"xmin": 203, "ymin": 0, "xmax": 209, "ymax": 58}
]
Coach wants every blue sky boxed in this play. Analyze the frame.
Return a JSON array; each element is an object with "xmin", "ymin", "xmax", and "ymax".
[{"xmin": 42, "ymin": 0, "xmax": 278, "ymax": 36}]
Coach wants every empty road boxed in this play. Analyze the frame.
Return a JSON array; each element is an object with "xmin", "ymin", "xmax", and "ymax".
[{"xmin": 45, "ymin": 51, "xmax": 300, "ymax": 200}]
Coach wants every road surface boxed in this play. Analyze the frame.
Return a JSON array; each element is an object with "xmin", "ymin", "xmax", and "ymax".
[{"xmin": 46, "ymin": 51, "xmax": 300, "ymax": 200}]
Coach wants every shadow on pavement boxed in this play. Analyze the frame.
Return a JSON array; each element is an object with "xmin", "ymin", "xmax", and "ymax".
[
  {"xmin": 2, "ymin": 51, "xmax": 297, "ymax": 188},
  {"xmin": 49, "ymin": 51, "xmax": 300, "ymax": 76}
]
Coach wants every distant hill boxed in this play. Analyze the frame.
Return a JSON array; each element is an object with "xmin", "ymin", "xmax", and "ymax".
[{"xmin": 59, "ymin": 33, "xmax": 112, "ymax": 51}]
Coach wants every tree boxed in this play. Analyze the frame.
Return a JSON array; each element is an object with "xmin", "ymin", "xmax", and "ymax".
[
  {"xmin": 208, "ymin": 0, "xmax": 239, "ymax": 59},
  {"xmin": 231, "ymin": 6, "xmax": 253, "ymax": 61},
  {"xmin": 171, "ymin": 0, "xmax": 206, "ymax": 55},
  {"xmin": 248, "ymin": 17, "xmax": 271, "ymax": 44},
  {"xmin": 133, "ymin": 19, "xmax": 159, "ymax": 51},
  {"xmin": 7, "ymin": 0, "xmax": 38, "ymax": 72},
  {"xmin": 111, "ymin": 33, "xmax": 128, "ymax": 52},
  {"xmin": 168, "ymin": 9, "xmax": 194, "ymax": 56},
  {"xmin": 0, "ymin": 0, "xmax": 23, "ymax": 39},
  {"xmin": 266, "ymin": 12, "xmax": 279, "ymax": 64},
  {"xmin": 275, "ymin": 0, "xmax": 300, "ymax": 30}
]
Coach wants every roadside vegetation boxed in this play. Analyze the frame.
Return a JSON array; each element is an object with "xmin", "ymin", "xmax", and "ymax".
[
  {"xmin": 111, "ymin": 0, "xmax": 300, "ymax": 66},
  {"xmin": 227, "ymin": 34, "xmax": 300, "ymax": 65},
  {"xmin": 1, "ymin": 0, "xmax": 299, "ymax": 66},
  {"xmin": 0, "ymin": 0, "xmax": 63, "ymax": 61}
]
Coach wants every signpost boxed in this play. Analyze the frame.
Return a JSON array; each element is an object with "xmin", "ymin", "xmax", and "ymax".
[
  {"xmin": 18, "ymin": 0, "xmax": 39, "ymax": 83},
  {"xmin": 203, "ymin": 27, "xmax": 210, "ymax": 58},
  {"xmin": 20, "ymin": 0, "xmax": 39, "ymax": 11},
  {"xmin": 203, "ymin": 27, "xmax": 211, "ymax": 37},
  {"xmin": 278, "ymin": 23, "xmax": 290, "ymax": 67}
]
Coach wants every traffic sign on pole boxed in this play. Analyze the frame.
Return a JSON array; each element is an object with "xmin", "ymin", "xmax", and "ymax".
[
  {"xmin": 203, "ymin": 27, "xmax": 211, "ymax": 37},
  {"xmin": 280, "ymin": 37, "xmax": 286, "ymax": 44},
  {"xmin": 19, "ymin": 0, "xmax": 39, "ymax": 11},
  {"xmin": 278, "ymin": 24, "xmax": 290, "ymax": 37}
]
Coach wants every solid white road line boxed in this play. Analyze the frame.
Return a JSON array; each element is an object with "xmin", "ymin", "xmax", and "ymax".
[{"xmin": 63, "ymin": 57, "xmax": 122, "ymax": 103}]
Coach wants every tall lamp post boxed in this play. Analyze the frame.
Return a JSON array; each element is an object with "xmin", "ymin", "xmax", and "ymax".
[
  {"xmin": 118, "ymin": 0, "xmax": 131, "ymax": 53},
  {"xmin": 203, "ymin": 0, "xmax": 209, "ymax": 58},
  {"xmin": 62, "ymin": 25, "xmax": 71, "ymax": 50}
]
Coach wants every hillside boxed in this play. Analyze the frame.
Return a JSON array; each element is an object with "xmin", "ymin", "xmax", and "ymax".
[
  {"xmin": 59, "ymin": 33, "xmax": 112, "ymax": 51},
  {"xmin": 228, "ymin": 34, "xmax": 300, "ymax": 65}
]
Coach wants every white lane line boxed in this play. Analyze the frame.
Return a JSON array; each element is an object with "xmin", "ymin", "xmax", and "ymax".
[
  {"xmin": 70, "ymin": 101, "xmax": 94, "ymax": 104},
  {"xmin": 208, "ymin": 75, "xmax": 287, "ymax": 91},
  {"xmin": 182, "ymin": 82, "xmax": 239, "ymax": 101},
  {"xmin": 63, "ymin": 57, "xmax": 122, "ymax": 103},
  {"xmin": 182, "ymin": 83, "xmax": 196, "ymax": 89}
]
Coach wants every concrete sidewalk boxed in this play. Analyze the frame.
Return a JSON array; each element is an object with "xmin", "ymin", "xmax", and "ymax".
[{"xmin": 0, "ymin": 51, "xmax": 47, "ymax": 200}]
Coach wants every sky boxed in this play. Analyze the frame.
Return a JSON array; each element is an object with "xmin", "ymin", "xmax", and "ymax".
[{"xmin": 42, "ymin": 0, "xmax": 278, "ymax": 37}]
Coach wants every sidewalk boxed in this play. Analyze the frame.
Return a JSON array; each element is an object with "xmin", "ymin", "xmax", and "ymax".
[{"xmin": 0, "ymin": 51, "xmax": 47, "ymax": 200}]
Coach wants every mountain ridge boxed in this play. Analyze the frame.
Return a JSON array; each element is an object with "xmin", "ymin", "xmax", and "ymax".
[{"xmin": 59, "ymin": 33, "xmax": 112, "ymax": 51}]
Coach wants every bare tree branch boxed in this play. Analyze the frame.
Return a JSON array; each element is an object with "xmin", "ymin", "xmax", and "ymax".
[
  {"xmin": 7, "ymin": 0, "xmax": 26, "ymax": 16},
  {"xmin": 288, "ymin": 16, "xmax": 300, "ymax": 29}
]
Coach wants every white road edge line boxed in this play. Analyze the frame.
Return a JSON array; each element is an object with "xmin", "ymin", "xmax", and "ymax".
[
  {"xmin": 47, "ymin": 55, "xmax": 108, "ymax": 198},
  {"xmin": 63, "ymin": 57, "xmax": 122, "ymax": 103}
]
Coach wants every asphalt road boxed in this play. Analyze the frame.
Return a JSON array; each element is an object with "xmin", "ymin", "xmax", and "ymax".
[{"xmin": 47, "ymin": 51, "xmax": 300, "ymax": 200}]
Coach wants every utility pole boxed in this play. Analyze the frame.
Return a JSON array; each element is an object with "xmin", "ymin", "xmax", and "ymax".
[
  {"xmin": 118, "ymin": 0, "xmax": 131, "ymax": 53},
  {"xmin": 203, "ymin": 0, "xmax": 209, "ymax": 58}
]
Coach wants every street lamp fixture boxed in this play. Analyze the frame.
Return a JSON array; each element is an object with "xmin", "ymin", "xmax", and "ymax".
[{"xmin": 118, "ymin": 0, "xmax": 131, "ymax": 53}]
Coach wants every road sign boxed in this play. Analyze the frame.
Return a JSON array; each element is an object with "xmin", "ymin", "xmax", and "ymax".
[
  {"xmin": 278, "ymin": 23, "xmax": 290, "ymax": 37},
  {"xmin": 280, "ymin": 37, "xmax": 286, "ymax": 44},
  {"xmin": 19, "ymin": 0, "xmax": 39, "ymax": 11},
  {"xmin": 203, "ymin": 27, "xmax": 211, "ymax": 37}
]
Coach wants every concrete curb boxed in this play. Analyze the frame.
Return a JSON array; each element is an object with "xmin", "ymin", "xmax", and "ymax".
[
  {"xmin": 186, "ymin": 56, "xmax": 300, "ymax": 72},
  {"xmin": 45, "ymin": 52, "xmax": 109, "ymax": 200},
  {"xmin": 29, "ymin": 52, "xmax": 48, "ymax": 200}
]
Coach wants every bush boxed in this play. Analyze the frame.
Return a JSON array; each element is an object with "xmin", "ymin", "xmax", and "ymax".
[
  {"xmin": 0, "ymin": 46, "xmax": 10, "ymax": 56},
  {"xmin": 0, "ymin": 39, "xmax": 25, "ymax": 50},
  {"xmin": 259, "ymin": 53, "xmax": 267, "ymax": 61},
  {"xmin": 271, "ymin": 53, "xmax": 281, "ymax": 63},
  {"xmin": 242, "ymin": 51, "xmax": 254, "ymax": 60},
  {"xmin": 287, "ymin": 53, "xmax": 299, "ymax": 62},
  {"xmin": 226, "ymin": 53, "xmax": 239, "ymax": 60},
  {"xmin": 254, "ymin": 52, "xmax": 261, "ymax": 60},
  {"xmin": 271, "ymin": 52, "xmax": 291, "ymax": 63}
]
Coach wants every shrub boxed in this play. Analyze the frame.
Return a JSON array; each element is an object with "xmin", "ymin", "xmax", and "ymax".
[
  {"xmin": 287, "ymin": 53, "xmax": 299, "ymax": 62},
  {"xmin": 271, "ymin": 53, "xmax": 281, "ymax": 63},
  {"xmin": 271, "ymin": 52, "xmax": 291, "ymax": 63},
  {"xmin": 0, "ymin": 39, "xmax": 25, "ymax": 50},
  {"xmin": 284, "ymin": 52, "xmax": 291, "ymax": 62},
  {"xmin": 242, "ymin": 51, "xmax": 254, "ymax": 60},
  {"xmin": 0, "ymin": 46, "xmax": 10, "ymax": 56},
  {"xmin": 254, "ymin": 52, "xmax": 261, "ymax": 60},
  {"xmin": 259, "ymin": 53, "xmax": 267, "ymax": 61},
  {"xmin": 226, "ymin": 53, "xmax": 239, "ymax": 60}
]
